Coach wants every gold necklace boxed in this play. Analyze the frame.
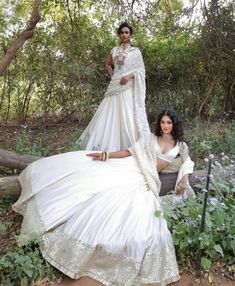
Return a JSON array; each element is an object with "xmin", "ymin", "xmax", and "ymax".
[{"xmin": 116, "ymin": 43, "xmax": 130, "ymax": 69}]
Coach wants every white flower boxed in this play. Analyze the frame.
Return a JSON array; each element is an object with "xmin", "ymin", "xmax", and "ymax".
[
  {"xmin": 224, "ymin": 155, "xmax": 229, "ymax": 160},
  {"xmin": 20, "ymin": 124, "xmax": 28, "ymax": 129},
  {"xmin": 198, "ymin": 214, "xmax": 202, "ymax": 219},
  {"xmin": 209, "ymin": 154, "xmax": 215, "ymax": 160},
  {"xmin": 221, "ymin": 152, "xmax": 225, "ymax": 156},
  {"xmin": 208, "ymin": 174, "xmax": 214, "ymax": 180},
  {"xmin": 199, "ymin": 236, "xmax": 203, "ymax": 241},
  {"xmin": 204, "ymin": 158, "xmax": 209, "ymax": 163},
  {"xmin": 229, "ymin": 179, "xmax": 235, "ymax": 184},
  {"xmin": 187, "ymin": 239, "xmax": 192, "ymax": 244},
  {"xmin": 186, "ymin": 220, "xmax": 197, "ymax": 227},
  {"xmin": 214, "ymin": 161, "xmax": 222, "ymax": 168},
  {"xmin": 210, "ymin": 197, "xmax": 218, "ymax": 206},
  {"xmin": 202, "ymin": 189, "xmax": 208, "ymax": 193}
]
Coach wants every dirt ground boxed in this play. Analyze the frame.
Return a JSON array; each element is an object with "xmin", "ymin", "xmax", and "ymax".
[{"xmin": 34, "ymin": 272, "xmax": 235, "ymax": 286}]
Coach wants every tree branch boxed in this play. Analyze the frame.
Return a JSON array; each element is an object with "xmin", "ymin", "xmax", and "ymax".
[{"xmin": 0, "ymin": 0, "xmax": 42, "ymax": 76}]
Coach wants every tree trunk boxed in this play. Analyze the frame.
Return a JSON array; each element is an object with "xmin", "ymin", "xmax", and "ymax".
[{"xmin": 0, "ymin": 0, "xmax": 42, "ymax": 76}]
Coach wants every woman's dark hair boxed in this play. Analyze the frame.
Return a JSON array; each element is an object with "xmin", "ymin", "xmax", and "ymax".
[
  {"xmin": 154, "ymin": 109, "xmax": 184, "ymax": 142},
  {"xmin": 117, "ymin": 22, "xmax": 133, "ymax": 35}
]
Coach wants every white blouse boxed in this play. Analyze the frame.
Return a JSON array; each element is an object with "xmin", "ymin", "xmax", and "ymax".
[{"xmin": 155, "ymin": 140, "xmax": 180, "ymax": 163}]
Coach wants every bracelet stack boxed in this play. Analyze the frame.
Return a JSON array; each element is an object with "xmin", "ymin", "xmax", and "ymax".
[{"xmin": 102, "ymin": 151, "xmax": 109, "ymax": 161}]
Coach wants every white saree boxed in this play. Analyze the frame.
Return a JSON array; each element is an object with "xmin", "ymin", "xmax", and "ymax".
[
  {"xmin": 76, "ymin": 45, "xmax": 150, "ymax": 151},
  {"xmin": 13, "ymin": 134, "xmax": 194, "ymax": 286}
]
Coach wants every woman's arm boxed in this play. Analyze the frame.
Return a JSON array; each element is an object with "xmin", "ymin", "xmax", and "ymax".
[
  {"xmin": 105, "ymin": 53, "xmax": 113, "ymax": 77},
  {"xmin": 176, "ymin": 174, "xmax": 189, "ymax": 195},
  {"xmin": 120, "ymin": 74, "xmax": 134, "ymax": 85},
  {"xmin": 87, "ymin": 150, "xmax": 130, "ymax": 161},
  {"xmin": 156, "ymin": 158, "xmax": 170, "ymax": 173}
]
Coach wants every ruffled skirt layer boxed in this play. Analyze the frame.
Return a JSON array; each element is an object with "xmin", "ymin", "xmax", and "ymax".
[{"xmin": 77, "ymin": 83, "xmax": 138, "ymax": 152}]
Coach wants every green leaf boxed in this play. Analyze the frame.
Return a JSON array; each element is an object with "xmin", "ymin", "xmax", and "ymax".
[
  {"xmin": 229, "ymin": 239, "xmax": 235, "ymax": 251},
  {"xmin": 213, "ymin": 211, "xmax": 225, "ymax": 225},
  {"xmin": 0, "ymin": 222, "xmax": 6, "ymax": 234},
  {"xmin": 213, "ymin": 244, "xmax": 224, "ymax": 257},
  {"xmin": 20, "ymin": 277, "xmax": 28, "ymax": 286},
  {"xmin": 205, "ymin": 214, "xmax": 212, "ymax": 229},
  {"xmin": 201, "ymin": 257, "xmax": 212, "ymax": 270},
  {"xmin": 155, "ymin": 210, "xmax": 162, "ymax": 217}
]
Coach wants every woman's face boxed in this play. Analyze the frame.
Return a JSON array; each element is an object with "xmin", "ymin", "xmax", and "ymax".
[
  {"xmin": 160, "ymin": 115, "xmax": 173, "ymax": 135},
  {"xmin": 119, "ymin": 27, "xmax": 131, "ymax": 44}
]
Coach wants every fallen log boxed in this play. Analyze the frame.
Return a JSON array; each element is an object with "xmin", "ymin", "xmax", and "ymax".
[
  {"xmin": 0, "ymin": 149, "xmax": 41, "ymax": 170},
  {"xmin": 0, "ymin": 176, "xmax": 21, "ymax": 198},
  {"xmin": 0, "ymin": 149, "xmax": 234, "ymax": 198},
  {"xmin": 0, "ymin": 171, "xmax": 206, "ymax": 198}
]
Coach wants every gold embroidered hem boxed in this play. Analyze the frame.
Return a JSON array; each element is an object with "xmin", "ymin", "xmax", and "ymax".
[
  {"xmin": 14, "ymin": 193, "xmax": 180, "ymax": 285},
  {"xmin": 41, "ymin": 230, "xmax": 180, "ymax": 286}
]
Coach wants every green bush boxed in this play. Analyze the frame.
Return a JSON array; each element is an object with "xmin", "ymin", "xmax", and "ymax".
[
  {"xmin": 0, "ymin": 235, "xmax": 60, "ymax": 286},
  {"xmin": 187, "ymin": 121, "xmax": 235, "ymax": 168},
  {"xmin": 162, "ymin": 159, "xmax": 235, "ymax": 271}
]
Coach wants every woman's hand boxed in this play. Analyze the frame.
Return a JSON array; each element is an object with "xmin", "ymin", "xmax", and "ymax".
[
  {"xmin": 176, "ymin": 175, "xmax": 189, "ymax": 196},
  {"xmin": 87, "ymin": 150, "xmax": 130, "ymax": 161},
  {"xmin": 120, "ymin": 74, "xmax": 133, "ymax": 85},
  {"xmin": 86, "ymin": 153, "xmax": 103, "ymax": 161}
]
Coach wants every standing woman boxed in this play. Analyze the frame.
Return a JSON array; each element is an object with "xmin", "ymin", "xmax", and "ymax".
[{"xmin": 77, "ymin": 22, "xmax": 150, "ymax": 151}]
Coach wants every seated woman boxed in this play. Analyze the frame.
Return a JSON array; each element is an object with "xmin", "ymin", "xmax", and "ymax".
[{"xmin": 13, "ymin": 109, "xmax": 194, "ymax": 286}]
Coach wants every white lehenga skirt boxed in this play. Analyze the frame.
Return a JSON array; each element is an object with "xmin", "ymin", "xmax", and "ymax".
[
  {"xmin": 77, "ymin": 82, "xmax": 138, "ymax": 152},
  {"xmin": 13, "ymin": 151, "xmax": 180, "ymax": 286}
]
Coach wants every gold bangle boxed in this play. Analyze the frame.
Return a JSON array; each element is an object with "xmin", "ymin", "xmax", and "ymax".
[{"xmin": 102, "ymin": 152, "xmax": 105, "ymax": 161}]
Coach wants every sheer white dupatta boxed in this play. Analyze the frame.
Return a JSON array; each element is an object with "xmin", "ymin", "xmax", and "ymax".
[
  {"xmin": 128, "ymin": 133, "xmax": 162, "ymax": 200},
  {"xmin": 105, "ymin": 47, "xmax": 150, "ymax": 140},
  {"xmin": 128, "ymin": 135, "xmax": 195, "ymax": 205}
]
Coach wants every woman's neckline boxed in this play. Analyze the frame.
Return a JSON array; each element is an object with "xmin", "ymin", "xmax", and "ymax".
[
  {"xmin": 120, "ymin": 43, "xmax": 131, "ymax": 49},
  {"xmin": 156, "ymin": 136, "xmax": 178, "ymax": 155}
]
